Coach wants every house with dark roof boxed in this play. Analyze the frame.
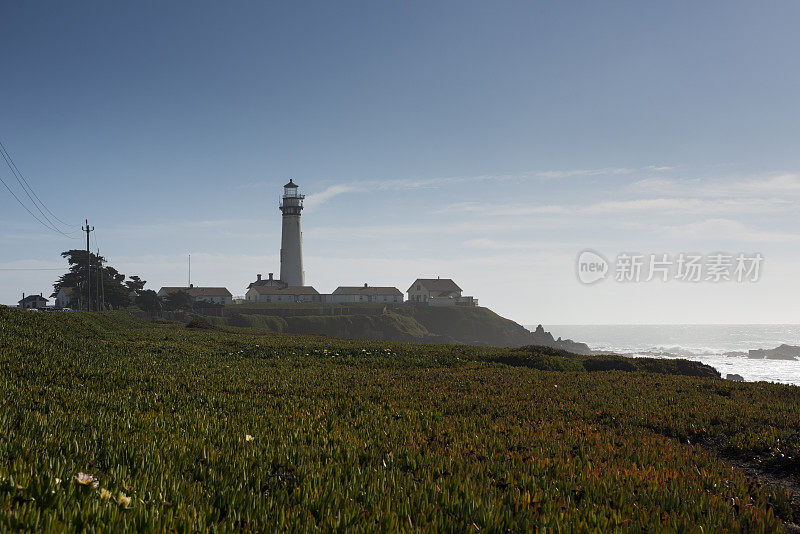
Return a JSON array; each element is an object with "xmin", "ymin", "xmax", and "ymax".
[
  {"xmin": 245, "ymin": 285, "xmax": 320, "ymax": 303},
  {"xmin": 247, "ymin": 272, "xmax": 287, "ymax": 289},
  {"xmin": 407, "ymin": 278, "xmax": 477, "ymax": 307},
  {"xmin": 329, "ymin": 284, "xmax": 403, "ymax": 303},
  {"xmin": 18, "ymin": 293, "xmax": 48, "ymax": 309},
  {"xmin": 157, "ymin": 285, "xmax": 233, "ymax": 305}
]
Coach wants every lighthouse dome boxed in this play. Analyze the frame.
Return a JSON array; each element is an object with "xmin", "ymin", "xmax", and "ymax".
[{"xmin": 283, "ymin": 179, "xmax": 301, "ymax": 198}]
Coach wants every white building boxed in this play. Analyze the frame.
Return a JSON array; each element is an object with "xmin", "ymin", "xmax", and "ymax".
[
  {"xmin": 245, "ymin": 285, "xmax": 320, "ymax": 303},
  {"xmin": 328, "ymin": 284, "xmax": 403, "ymax": 303},
  {"xmin": 279, "ymin": 179, "xmax": 305, "ymax": 287},
  {"xmin": 157, "ymin": 286, "xmax": 233, "ymax": 305},
  {"xmin": 54, "ymin": 287, "xmax": 77, "ymax": 309},
  {"xmin": 407, "ymin": 278, "xmax": 478, "ymax": 307}
]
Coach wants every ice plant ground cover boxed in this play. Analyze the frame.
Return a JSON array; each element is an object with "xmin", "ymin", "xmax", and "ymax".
[{"xmin": 0, "ymin": 308, "xmax": 798, "ymax": 531}]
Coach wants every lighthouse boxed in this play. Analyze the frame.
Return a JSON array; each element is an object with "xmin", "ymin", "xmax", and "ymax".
[{"xmin": 279, "ymin": 179, "xmax": 305, "ymax": 286}]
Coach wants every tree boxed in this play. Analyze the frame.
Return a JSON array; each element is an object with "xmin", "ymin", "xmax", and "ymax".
[
  {"xmin": 52, "ymin": 250, "xmax": 150, "ymax": 311},
  {"xmin": 52, "ymin": 250, "xmax": 102, "ymax": 310},
  {"xmin": 126, "ymin": 276, "xmax": 146, "ymax": 292},
  {"xmin": 101, "ymin": 266, "xmax": 133, "ymax": 309},
  {"xmin": 135, "ymin": 290, "xmax": 161, "ymax": 313},
  {"xmin": 163, "ymin": 290, "xmax": 194, "ymax": 312}
]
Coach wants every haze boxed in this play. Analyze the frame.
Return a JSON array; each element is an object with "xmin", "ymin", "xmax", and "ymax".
[{"xmin": 2, "ymin": 1, "xmax": 799, "ymax": 324}]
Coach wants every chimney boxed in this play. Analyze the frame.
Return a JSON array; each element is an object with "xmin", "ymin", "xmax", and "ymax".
[
  {"xmin": 257, "ymin": 274, "xmax": 262, "ymax": 281},
  {"xmin": 268, "ymin": 273, "xmax": 273, "ymax": 281}
]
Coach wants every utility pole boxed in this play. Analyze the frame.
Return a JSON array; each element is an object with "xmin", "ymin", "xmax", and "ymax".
[
  {"xmin": 98, "ymin": 248, "xmax": 105, "ymax": 311},
  {"xmin": 82, "ymin": 219, "xmax": 94, "ymax": 311}
]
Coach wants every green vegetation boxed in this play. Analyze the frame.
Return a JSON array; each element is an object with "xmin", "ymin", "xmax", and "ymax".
[
  {"xmin": 194, "ymin": 304, "xmax": 577, "ymax": 349},
  {"xmin": 226, "ymin": 313, "xmax": 287, "ymax": 331},
  {"xmin": 284, "ymin": 312, "xmax": 431, "ymax": 341},
  {"xmin": 401, "ymin": 305, "xmax": 527, "ymax": 345},
  {"xmin": 225, "ymin": 302, "xmax": 390, "ymax": 310},
  {"xmin": 194, "ymin": 311, "xmax": 433, "ymax": 342},
  {"xmin": 1, "ymin": 307, "xmax": 798, "ymax": 531}
]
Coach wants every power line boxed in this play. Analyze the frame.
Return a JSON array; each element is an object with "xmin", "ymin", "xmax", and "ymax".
[
  {"xmin": 0, "ymin": 140, "xmax": 80, "ymax": 229},
  {"xmin": 0, "ymin": 268, "xmax": 64, "ymax": 271},
  {"xmin": 0, "ymin": 140, "xmax": 80, "ymax": 228},
  {"xmin": 0, "ymin": 147, "xmax": 69, "ymax": 235},
  {"xmin": 0, "ymin": 140, "xmax": 79, "ymax": 238},
  {"xmin": 0, "ymin": 171, "xmax": 68, "ymax": 235}
]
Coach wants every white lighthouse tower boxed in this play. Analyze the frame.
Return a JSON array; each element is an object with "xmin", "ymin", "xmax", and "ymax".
[{"xmin": 279, "ymin": 179, "xmax": 305, "ymax": 286}]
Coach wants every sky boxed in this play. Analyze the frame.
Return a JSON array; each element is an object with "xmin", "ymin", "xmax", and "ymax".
[{"xmin": 2, "ymin": 1, "xmax": 800, "ymax": 324}]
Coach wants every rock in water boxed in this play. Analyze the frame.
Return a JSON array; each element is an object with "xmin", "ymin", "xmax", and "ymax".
[
  {"xmin": 726, "ymin": 373, "xmax": 745, "ymax": 382},
  {"xmin": 747, "ymin": 344, "xmax": 800, "ymax": 360}
]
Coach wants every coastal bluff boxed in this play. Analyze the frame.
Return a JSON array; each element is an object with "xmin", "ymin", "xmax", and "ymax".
[{"xmin": 190, "ymin": 304, "xmax": 594, "ymax": 353}]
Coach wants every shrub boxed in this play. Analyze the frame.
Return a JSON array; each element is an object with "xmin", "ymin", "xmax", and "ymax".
[
  {"xmin": 186, "ymin": 316, "xmax": 215, "ymax": 329},
  {"xmin": 583, "ymin": 357, "xmax": 637, "ymax": 372},
  {"xmin": 634, "ymin": 358, "xmax": 721, "ymax": 378}
]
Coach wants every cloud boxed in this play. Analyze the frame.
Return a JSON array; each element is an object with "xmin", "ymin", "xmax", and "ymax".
[
  {"xmin": 247, "ymin": 166, "xmax": 657, "ymax": 205},
  {"xmin": 533, "ymin": 167, "xmax": 636, "ymax": 179},
  {"xmin": 303, "ymin": 184, "xmax": 356, "ymax": 210},
  {"xmin": 663, "ymin": 218, "xmax": 800, "ymax": 243},
  {"xmin": 582, "ymin": 198, "xmax": 788, "ymax": 215},
  {"xmin": 307, "ymin": 221, "xmax": 511, "ymax": 240},
  {"xmin": 644, "ymin": 165, "xmax": 675, "ymax": 172},
  {"xmin": 462, "ymin": 238, "xmax": 578, "ymax": 250},
  {"xmin": 439, "ymin": 197, "xmax": 789, "ymax": 217},
  {"xmin": 737, "ymin": 173, "xmax": 800, "ymax": 194},
  {"xmin": 632, "ymin": 173, "xmax": 800, "ymax": 198},
  {"xmin": 363, "ymin": 166, "xmax": 641, "ymax": 190}
]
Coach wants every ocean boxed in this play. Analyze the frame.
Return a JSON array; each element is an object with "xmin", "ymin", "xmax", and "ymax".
[{"xmin": 532, "ymin": 324, "xmax": 800, "ymax": 386}]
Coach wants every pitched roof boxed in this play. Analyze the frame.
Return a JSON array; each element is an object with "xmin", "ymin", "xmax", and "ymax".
[
  {"xmin": 159, "ymin": 287, "xmax": 232, "ymax": 297},
  {"xmin": 19, "ymin": 294, "xmax": 48, "ymax": 303},
  {"xmin": 188, "ymin": 287, "xmax": 232, "ymax": 297},
  {"xmin": 407, "ymin": 278, "xmax": 462, "ymax": 293},
  {"xmin": 333, "ymin": 286, "xmax": 403, "ymax": 296},
  {"xmin": 249, "ymin": 285, "xmax": 319, "ymax": 295},
  {"xmin": 284, "ymin": 179, "xmax": 298, "ymax": 188},
  {"xmin": 158, "ymin": 287, "xmax": 184, "ymax": 295},
  {"xmin": 248, "ymin": 278, "xmax": 287, "ymax": 289},
  {"xmin": 58, "ymin": 287, "xmax": 75, "ymax": 296}
]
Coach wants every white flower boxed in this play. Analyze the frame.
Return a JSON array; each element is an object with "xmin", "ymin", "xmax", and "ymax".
[
  {"xmin": 75, "ymin": 472, "xmax": 99, "ymax": 489},
  {"xmin": 245, "ymin": 434, "xmax": 255, "ymax": 442},
  {"xmin": 99, "ymin": 488, "xmax": 112, "ymax": 500}
]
